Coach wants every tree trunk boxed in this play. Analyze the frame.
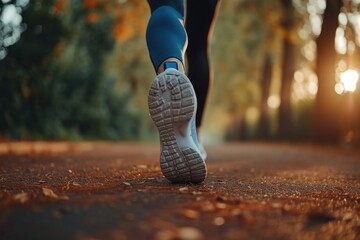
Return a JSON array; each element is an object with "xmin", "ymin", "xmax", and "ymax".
[
  {"xmin": 278, "ymin": 0, "xmax": 295, "ymax": 140},
  {"xmin": 314, "ymin": 0, "xmax": 341, "ymax": 142},
  {"xmin": 258, "ymin": 54, "xmax": 272, "ymax": 139}
]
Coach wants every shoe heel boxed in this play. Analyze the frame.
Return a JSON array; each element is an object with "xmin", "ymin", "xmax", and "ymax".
[{"xmin": 160, "ymin": 147, "xmax": 207, "ymax": 183}]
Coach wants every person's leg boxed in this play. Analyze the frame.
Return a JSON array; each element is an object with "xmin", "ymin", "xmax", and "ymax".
[
  {"xmin": 146, "ymin": 0, "xmax": 206, "ymax": 183},
  {"xmin": 185, "ymin": 0, "xmax": 221, "ymax": 129},
  {"xmin": 146, "ymin": 0, "xmax": 186, "ymax": 74}
]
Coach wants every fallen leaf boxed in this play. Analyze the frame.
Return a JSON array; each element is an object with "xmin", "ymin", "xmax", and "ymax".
[
  {"xmin": 180, "ymin": 209, "xmax": 200, "ymax": 219},
  {"xmin": 214, "ymin": 202, "xmax": 227, "ymax": 209},
  {"xmin": 179, "ymin": 187, "xmax": 189, "ymax": 192},
  {"xmin": 343, "ymin": 212, "xmax": 353, "ymax": 221},
  {"xmin": 42, "ymin": 188, "xmax": 69, "ymax": 200},
  {"xmin": 13, "ymin": 192, "xmax": 29, "ymax": 203}
]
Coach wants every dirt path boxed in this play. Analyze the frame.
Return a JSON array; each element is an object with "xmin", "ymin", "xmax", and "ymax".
[{"xmin": 0, "ymin": 142, "xmax": 359, "ymax": 240}]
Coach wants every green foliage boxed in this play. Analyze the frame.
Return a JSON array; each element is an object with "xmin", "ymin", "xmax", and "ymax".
[
  {"xmin": 0, "ymin": 1, "xmax": 65, "ymax": 139},
  {"xmin": 0, "ymin": 1, "xmax": 140, "ymax": 140}
]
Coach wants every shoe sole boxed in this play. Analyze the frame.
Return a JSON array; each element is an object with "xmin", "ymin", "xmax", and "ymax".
[{"xmin": 148, "ymin": 69, "xmax": 207, "ymax": 183}]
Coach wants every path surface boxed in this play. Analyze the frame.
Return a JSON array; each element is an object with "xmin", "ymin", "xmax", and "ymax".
[{"xmin": 0, "ymin": 142, "xmax": 359, "ymax": 240}]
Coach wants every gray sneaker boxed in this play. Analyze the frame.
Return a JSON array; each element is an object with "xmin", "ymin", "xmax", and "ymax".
[{"xmin": 148, "ymin": 68, "xmax": 207, "ymax": 183}]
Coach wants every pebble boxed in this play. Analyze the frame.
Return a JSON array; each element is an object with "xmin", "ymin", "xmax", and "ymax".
[
  {"xmin": 181, "ymin": 209, "xmax": 200, "ymax": 219},
  {"xmin": 214, "ymin": 202, "xmax": 227, "ymax": 209},
  {"xmin": 72, "ymin": 181, "xmax": 81, "ymax": 186},
  {"xmin": 179, "ymin": 187, "xmax": 189, "ymax": 192},
  {"xmin": 201, "ymin": 202, "xmax": 215, "ymax": 212},
  {"xmin": 137, "ymin": 165, "xmax": 148, "ymax": 169},
  {"xmin": 176, "ymin": 227, "xmax": 204, "ymax": 240},
  {"xmin": 154, "ymin": 227, "xmax": 204, "ymax": 240},
  {"xmin": 212, "ymin": 217, "xmax": 225, "ymax": 226}
]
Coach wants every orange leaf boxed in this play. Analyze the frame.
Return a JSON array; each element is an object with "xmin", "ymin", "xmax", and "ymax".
[
  {"xmin": 86, "ymin": 12, "xmax": 99, "ymax": 24},
  {"xmin": 83, "ymin": 0, "xmax": 97, "ymax": 9},
  {"xmin": 52, "ymin": 0, "xmax": 66, "ymax": 15}
]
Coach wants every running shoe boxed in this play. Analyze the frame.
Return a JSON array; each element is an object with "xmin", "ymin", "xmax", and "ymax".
[{"xmin": 148, "ymin": 68, "xmax": 207, "ymax": 183}]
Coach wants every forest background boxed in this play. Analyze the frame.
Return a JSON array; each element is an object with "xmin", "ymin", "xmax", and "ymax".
[{"xmin": 1, "ymin": 0, "xmax": 360, "ymax": 146}]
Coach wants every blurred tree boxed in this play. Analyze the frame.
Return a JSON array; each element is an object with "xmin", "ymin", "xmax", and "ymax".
[
  {"xmin": 0, "ymin": 0, "xmax": 67, "ymax": 138},
  {"xmin": 278, "ymin": 0, "xmax": 296, "ymax": 140},
  {"xmin": 217, "ymin": 0, "xmax": 282, "ymax": 140},
  {"xmin": 104, "ymin": 0, "xmax": 153, "ymax": 139},
  {"xmin": 258, "ymin": 53, "xmax": 272, "ymax": 139},
  {"xmin": 0, "ymin": 0, "xmax": 140, "ymax": 139},
  {"xmin": 336, "ymin": 0, "xmax": 360, "ymax": 144},
  {"xmin": 314, "ymin": 0, "xmax": 342, "ymax": 142}
]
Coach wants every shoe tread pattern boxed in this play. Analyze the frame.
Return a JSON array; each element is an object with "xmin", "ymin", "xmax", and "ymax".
[{"xmin": 148, "ymin": 70, "xmax": 206, "ymax": 183}]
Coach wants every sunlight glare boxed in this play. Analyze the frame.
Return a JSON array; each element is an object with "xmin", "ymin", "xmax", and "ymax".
[
  {"xmin": 310, "ymin": 14, "xmax": 322, "ymax": 36},
  {"xmin": 335, "ymin": 82, "xmax": 344, "ymax": 95},
  {"xmin": 294, "ymin": 70, "xmax": 304, "ymax": 83},
  {"xmin": 347, "ymin": 41, "xmax": 356, "ymax": 55},
  {"xmin": 292, "ymin": 69, "xmax": 318, "ymax": 101},
  {"xmin": 335, "ymin": 27, "xmax": 347, "ymax": 54},
  {"xmin": 340, "ymin": 69, "xmax": 359, "ymax": 92},
  {"xmin": 301, "ymin": 41, "xmax": 316, "ymax": 61},
  {"xmin": 17, "ymin": 0, "xmax": 29, "ymax": 7},
  {"xmin": 308, "ymin": 73, "xmax": 318, "ymax": 95},
  {"xmin": 338, "ymin": 12, "xmax": 347, "ymax": 26},
  {"xmin": 308, "ymin": 82, "xmax": 318, "ymax": 96},
  {"xmin": 298, "ymin": 27, "xmax": 309, "ymax": 40},
  {"xmin": 307, "ymin": 0, "xmax": 325, "ymax": 37},
  {"xmin": 315, "ymin": 0, "xmax": 326, "ymax": 11},
  {"xmin": 0, "ymin": 48, "xmax": 7, "ymax": 58},
  {"xmin": 1, "ymin": 4, "xmax": 22, "ymax": 25},
  {"xmin": 338, "ymin": 60, "xmax": 347, "ymax": 72},
  {"xmin": 267, "ymin": 95, "xmax": 280, "ymax": 109},
  {"xmin": 347, "ymin": 13, "xmax": 360, "ymax": 46}
]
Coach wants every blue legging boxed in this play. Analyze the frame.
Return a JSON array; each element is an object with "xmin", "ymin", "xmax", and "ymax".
[{"xmin": 146, "ymin": 0, "xmax": 220, "ymax": 128}]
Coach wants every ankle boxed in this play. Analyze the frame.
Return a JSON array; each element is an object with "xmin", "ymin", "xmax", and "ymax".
[{"xmin": 157, "ymin": 58, "xmax": 185, "ymax": 75}]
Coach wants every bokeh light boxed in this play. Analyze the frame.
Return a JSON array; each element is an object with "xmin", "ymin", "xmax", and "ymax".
[
  {"xmin": 267, "ymin": 95, "xmax": 280, "ymax": 109},
  {"xmin": 292, "ymin": 69, "xmax": 318, "ymax": 101},
  {"xmin": 339, "ymin": 69, "xmax": 359, "ymax": 93}
]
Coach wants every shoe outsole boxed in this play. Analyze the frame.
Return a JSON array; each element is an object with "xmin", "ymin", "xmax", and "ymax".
[{"xmin": 148, "ymin": 69, "xmax": 207, "ymax": 183}]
